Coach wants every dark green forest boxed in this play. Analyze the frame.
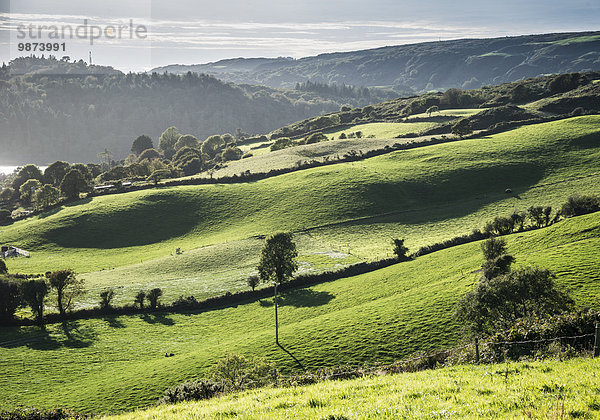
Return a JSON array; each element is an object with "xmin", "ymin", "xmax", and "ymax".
[{"xmin": 0, "ymin": 57, "xmax": 394, "ymax": 164}]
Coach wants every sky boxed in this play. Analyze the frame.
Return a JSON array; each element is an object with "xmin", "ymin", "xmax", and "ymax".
[{"xmin": 0, "ymin": 0, "xmax": 599, "ymax": 72}]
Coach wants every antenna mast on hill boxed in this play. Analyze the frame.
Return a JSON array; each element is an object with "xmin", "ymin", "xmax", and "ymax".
[{"xmin": 89, "ymin": 51, "xmax": 93, "ymax": 65}]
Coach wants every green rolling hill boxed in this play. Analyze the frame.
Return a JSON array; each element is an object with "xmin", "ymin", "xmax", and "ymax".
[
  {"xmin": 1, "ymin": 116, "xmax": 599, "ymax": 307},
  {"xmin": 0, "ymin": 210, "xmax": 599, "ymax": 413}
]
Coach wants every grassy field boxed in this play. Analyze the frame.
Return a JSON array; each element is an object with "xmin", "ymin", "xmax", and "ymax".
[
  {"xmin": 104, "ymin": 357, "xmax": 600, "ymax": 419},
  {"xmin": 1, "ymin": 116, "xmax": 599, "ymax": 307},
  {"xmin": 0, "ymin": 211, "xmax": 599, "ymax": 414},
  {"xmin": 322, "ymin": 121, "xmax": 437, "ymax": 139}
]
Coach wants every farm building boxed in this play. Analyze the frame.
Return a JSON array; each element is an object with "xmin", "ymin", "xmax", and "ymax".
[{"xmin": 0, "ymin": 245, "xmax": 30, "ymax": 258}]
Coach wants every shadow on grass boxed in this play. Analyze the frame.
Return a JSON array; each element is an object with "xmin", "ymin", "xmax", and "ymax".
[
  {"xmin": 259, "ymin": 289, "xmax": 335, "ymax": 308},
  {"xmin": 102, "ymin": 315, "xmax": 126, "ymax": 328},
  {"xmin": 140, "ymin": 312, "xmax": 175, "ymax": 325},
  {"xmin": 0, "ymin": 320, "xmax": 97, "ymax": 350}
]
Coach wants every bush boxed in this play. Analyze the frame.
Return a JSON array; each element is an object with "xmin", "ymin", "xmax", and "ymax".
[
  {"xmin": 209, "ymin": 353, "xmax": 275, "ymax": 390},
  {"xmin": 306, "ymin": 132, "xmax": 328, "ymax": 144},
  {"xmin": 0, "ymin": 407, "xmax": 86, "ymax": 420},
  {"xmin": 158, "ymin": 380, "xmax": 224, "ymax": 405},
  {"xmin": 270, "ymin": 137, "xmax": 293, "ymax": 151},
  {"xmin": 560, "ymin": 194, "xmax": 600, "ymax": 218},
  {"xmin": 99, "ymin": 288, "xmax": 115, "ymax": 311}
]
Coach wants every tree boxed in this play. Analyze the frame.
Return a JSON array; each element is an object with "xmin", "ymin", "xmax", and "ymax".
[
  {"xmin": 222, "ymin": 146, "xmax": 243, "ymax": 162},
  {"xmin": 99, "ymin": 288, "xmax": 115, "ymax": 311},
  {"xmin": 0, "ymin": 278, "xmax": 20, "ymax": 324},
  {"xmin": 12, "ymin": 164, "xmax": 43, "ymax": 191},
  {"xmin": 426, "ymin": 105, "xmax": 439, "ymax": 116},
  {"xmin": 138, "ymin": 148, "xmax": 162, "ymax": 162},
  {"xmin": 0, "ymin": 259, "xmax": 7, "ymax": 274},
  {"xmin": 527, "ymin": 206, "xmax": 545, "ymax": 227},
  {"xmin": 97, "ymin": 149, "xmax": 113, "ymax": 169},
  {"xmin": 257, "ymin": 232, "xmax": 298, "ymax": 284},
  {"xmin": 158, "ymin": 126, "xmax": 181, "ymax": 159},
  {"xmin": 71, "ymin": 163, "xmax": 93, "ymax": 182},
  {"xmin": 21, "ymin": 279, "xmax": 49, "ymax": 325},
  {"xmin": 392, "ymin": 238, "xmax": 410, "ymax": 261},
  {"xmin": 451, "ymin": 118, "xmax": 473, "ymax": 138},
  {"xmin": 174, "ymin": 134, "xmax": 200, "ymax": 151},
  {"xmin": 246, "ymin": 275, "xmax": 260, "ymax": 291},
  {"xmin": 0, "ymin": 209, "xmax": 11, "ymax": 225},
  {"xmin": 0, "ymin": 188, "xmax": 15, "ymax": 205},
  {"xmin": 147, "ymin": 288, "xmax": 163, "ymax": 309},
  {"xmin": 147, "ymin": 169, "xmax": 172, "ymax": 185},
  {"xmin": 134, "ymin": 290, "xmax": 146, "ymax": 308},
  {"xmin": 480, "ymin": 237, "xmax": 507, "ymax": 261},
  {"xmin": 456, "ymin": 267, "xmax": 573, "ymax": 335},
  {"xmin": 131, "ymin": 135, "xmax": 154, "ymax": 156},
  {"xmin": 44, "ymin": 161, "xmax": 71, "ymax": 186},
  {"xmin": 201, "ymin": 135, "xmax": 225, "ymax": 159},
  {"xmin": 19, "ymin": 179, "xmax": 42, "ymax": 206},
  {"xmin": 60, "ymin": 169, "xmax": 90, "ymax": 200},
  {"xmin": 47, "ymin": 269, "xmax": 85, "ymax": 318},
  {"xmin": 34, "ymin": 184, "xmax": 60, "ymax": 210}
]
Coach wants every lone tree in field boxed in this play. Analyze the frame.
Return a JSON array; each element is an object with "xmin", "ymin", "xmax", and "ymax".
[
  {"xmin": 47, "ymin": 269, "xmax": 85, "ymax": 318},
  {"xmin": 456, "ymin": 236, "xmax": 572, "ymax": 335},
  {"xmin": 451, "ymin": 118, "xmax": 473, "ymax": 138},
  {"xmin": 392, "ymin": 238, "xmax": 410, "ymax": 261},
  {"xmin": 131, "ymin": 135, "xmax": 154, "ymax": 156},
  {"xmin": 21, "ymin": 279, "xmax": 49, "ymax": 326},
  {"xmin": 257, "ymin": 232, "xmax": 298, "ymax": 284}
]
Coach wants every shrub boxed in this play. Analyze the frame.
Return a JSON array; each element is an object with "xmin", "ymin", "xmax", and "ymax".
[
  {"xmin": 222, "ymin": 146, "xmax": 243, "ymax": 161},
  {"xmin": 560, "ymin": 194, "xmax": 600, "ymax": 218},
  {"xmin": 99, "ymin": 288, "xmax": 115, "ymax": 311},
  {"xmin": 270, "ymin": 137, "xmax": 293, "ymax": 151},
  {"xmin": 158, "ymin": 380, "xmax": 224, "ymax": 405},
  {"xmin": 209, "ymin": 353, "xmax": 275, "ymax": 390},
  {"xmin": 306, "ymin": 132, "xmax": 328, "ymax": 144},
  {"xmin": 0, "ymin": 406, "xmax": 86, "ymax": 419}
]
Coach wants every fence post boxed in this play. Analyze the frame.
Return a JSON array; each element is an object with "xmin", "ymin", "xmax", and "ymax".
[
  {"xmin": 595, "ymin": 322, "xmax": 600, "ymax": 357},
  {"xmin": 475, "ymin": 338, "xmax": 480, "ymax": 363}
]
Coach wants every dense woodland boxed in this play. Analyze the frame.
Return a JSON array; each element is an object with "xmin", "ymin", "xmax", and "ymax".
[{"xmin": 0, "ymin": 57, "xmax": 394, "ymax": 164}]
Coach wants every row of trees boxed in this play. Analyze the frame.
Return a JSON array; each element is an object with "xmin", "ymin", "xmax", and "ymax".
[
  {"xmin": 0, "ymin": 269, "xmax": 84, "ymax": 325},
  {"xmin": 0, "ymin": 162, "xmax": 96, "ymax": 217}
]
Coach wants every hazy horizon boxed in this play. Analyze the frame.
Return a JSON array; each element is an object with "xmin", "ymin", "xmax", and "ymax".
[{"xmin": 1, "ymin": 0, "xmax": 599, "ymax": 72}]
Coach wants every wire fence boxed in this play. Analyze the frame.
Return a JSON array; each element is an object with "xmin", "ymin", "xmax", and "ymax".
[{"xmin": 268, "ymin": 328, "xmax": 600, "ymax": 386}]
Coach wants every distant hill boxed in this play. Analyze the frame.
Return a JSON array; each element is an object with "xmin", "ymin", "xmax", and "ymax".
[{"xmin": 153, "ymin": 32, "xmax": 600, "ymax": 92}]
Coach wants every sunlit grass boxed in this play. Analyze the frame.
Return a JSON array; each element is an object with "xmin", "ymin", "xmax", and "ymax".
[
  {"xmin": 104, "ymin": 357, "xmax": 600, "ymax": 420},
  {"xmin": 0, "ymin": 212, "xmax": 599, "ymax": 413}
]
